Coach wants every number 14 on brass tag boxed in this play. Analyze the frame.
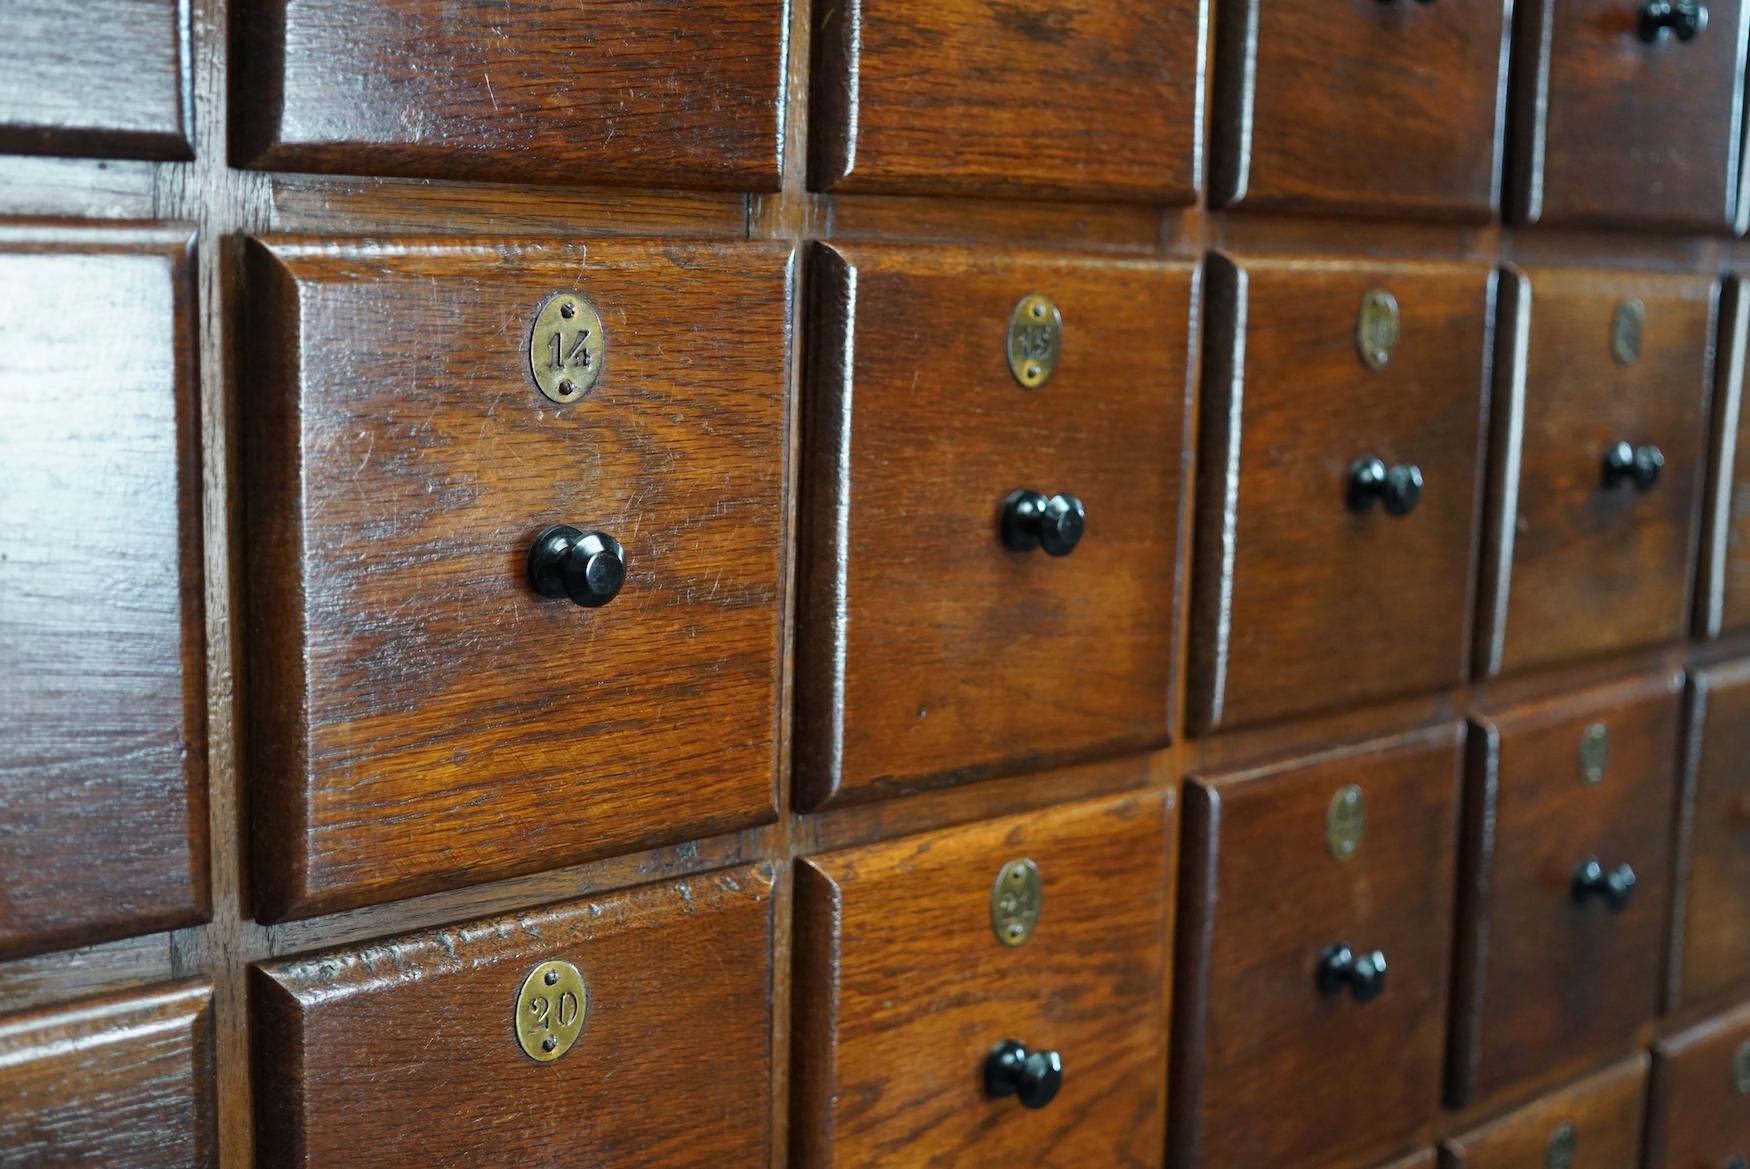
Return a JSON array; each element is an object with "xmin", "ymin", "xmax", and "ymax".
[{"xmin": 529, "ymin": 293, "xmax": 606, "ymax": 405}]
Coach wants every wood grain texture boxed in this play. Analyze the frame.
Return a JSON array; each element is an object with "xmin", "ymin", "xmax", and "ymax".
[
  {"xmin": 0, "ymin": 980, "xmax": 215, "ymax": 1169},
  {"xmin": 1697, "ymin": 277, "xmax": 1750, "ymax": 637},
  {"xmin": 796, "ymin": 244, "xmax": 1193, "ymax": 807},
  {"xmin": 0, "ymin": 0, "xmax": 192, "ymax": 160},
  {"xmin": 253, "ymin": 866, "xmax": 774, "ymax": 1169},
  {"xmin": 1646, "ymin": 999, "xmax": 1750, "ymax": 1169},
  {"xmin": 1510, "ymin": 0, "xmax": 1749, "ymax": 230},
  {"xmin": 242, "ymin": 237, "xmax": 792, "ymax": 920},
  {"xmin": 1189, "ymin": 256, "xmax": 1493, "ymax": 734},
  {"xmin": 1171, "ymin": 725, "xmax": 1463, "ymax": 1169},
  {"xmin": 231, "ymin": 0, "xmax": 785, "ymax": 191},
  {"xmin": 809, "ymin": 0, "xmax": 1204, "ymax": 202},
  {"xmin": 1439, "ymin": 1054, "xmax": 1650, "ymax": 1169},
  {"xmin": 1476, "ymin": 267, "xmax": 1715, "ymax": 679},
  {"xmin": 1210, "ymin": 0, "xmax": 1510, "ymax": 219},
  {"xmin": 0, "ymin": 225, "xmax": 210, "ymax": 959},
  {"xmin": 793, "ymin": 790, "xmax": 1175, "ymax": 1169},
  {"xmin": 1449, "ymin": 673, "xmax": 1680, "ymax": 1107}
]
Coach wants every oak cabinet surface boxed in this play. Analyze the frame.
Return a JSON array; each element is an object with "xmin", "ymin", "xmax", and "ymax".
[
  {"xmin": 1646, "ymin": 1000, "xmax": 1750, "ymax": 1169},
  {"xmin": 1440, "ymin": 1055, "xmax": 1649, "ymax": 1169},
  {"xmin": 1671, "ymin": 660, "xmax": 1750, "ymax": 1010}
]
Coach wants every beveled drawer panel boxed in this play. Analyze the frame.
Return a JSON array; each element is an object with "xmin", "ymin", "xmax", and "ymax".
[
  {"xmin": 1477, "ymin": 268, "xmax": 1714, "ymax": 678},
  {"xmin": 1440, "ymin": 1055, "xmax": 1650, "ymax": 1169},
  {"xmin": 243, "ymin": 238, "xmax": 791, "ymax": 920},
  {"xmin": 232, "ymin": 0, "xmax": 784, "ymax": 190},
  {"xmin": 254, "ymin": 867, "xmax": 774, "ymax": 1169},
  {"xmin": 796, "ymin": 245, "xmax": 1193, "ymax": 808},
  {"xmin": 1211, "ymin": 0, "xmax": 1510, "ymax": 218},
  {"xmin": 809, "ymin": 0, "xmax": 1202, "ymax": 203},
  {"xmin": 794, "ymin": 791, "xmax": 1175, "ymax": 1169},
  {"xmin": 0, "ymin": 981, "xmax": 215, "ymax": 1169},
  {"xmin": 1647, "ymin": 1000, "xmax": 1750, "ymax": 1169},
  {"xmin": 0, "ymin": 226, "xmax": 209, "ymax": 959},
  {"xmin": 1699, "ymin": 277, "xmax": 1750, "ymax": 637},
  {"xmin": 1449, "ymin": 672, "xmax": 1680, "ymax": 1106},
  {"xmin": 1190, "ymin": 256, "xmax": 1492, "ymax": 734},
  {"xmin": 1171, "ymin": 726, "xmax": 1462, "ymax": 1169}
]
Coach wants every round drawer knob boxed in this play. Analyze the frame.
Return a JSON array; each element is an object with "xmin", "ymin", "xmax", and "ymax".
[
  {"xmin": 1317, "ymin": 943, "xmax": 1388, "ymax": 1003},
  {"xmin": 984, "ymin": 1039, "xmax": 1063, "ymax": 1110},
  {"xmin": 1572, "ymin": 857, "xmax": 1637, "ymax": 909},
  {"xmin": 1347, "ymin": 456, "xmax": 1423, "ymax": 517},
  {"xmin": 1639, "ymin": 0, "xmax": 1707, "ymax": 41},
  {"xmin": 1001, "ymin": 489, "xmax": 1086, "ymax": 557},
  {"xmin": 1603, "ymin": 441, "xmax": 1664, "ymax": 491},
  {"xmin": 528, "ymin": 525, "xmax": 626, "ymax": 608}
]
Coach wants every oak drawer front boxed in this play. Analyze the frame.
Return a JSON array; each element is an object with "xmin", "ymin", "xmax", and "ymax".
[
  {"xmin": 1190, "ymin": 256, "xmax": 1492, "ymax": 734},
  {"xmin": 231, "ymin": 0, "xmax": 784, "ymax": 190},
  {"xmin": 1647, "ymin": 1000, "xmax": 1750, "ymax": 1169},
  {"xmin": 809, "ymin": 0, "xmax": 1202, "ymax": 203},
  {"xmin": 1211, "ymin": 0, "xmax": 1509, "ymax": 218},
  {"xmin": 1172, "ymin": 726, "xmax": 1462, "ymax": 1169},
  {"xmin": 1441, "ymin": 1055, "xmax": 1650, "ymax": 1169},
  {"xmin": 1512, "ymin": 0, "xmax": 1748, "ymax": 230},
  {"xmin": 253, "ymin": 867, "xmax": 774, "ymax": 1169},
  {"xmin": 243, "ymin": 237, "xmax": 791, "ymax": 921},
  {"xmin": 797, "ymin": 245, "xmax": 1192, "ymax": 808},
  {"xmin": 0, "ymin": 981, "xmax": 215, "ymax": 1169},
  {"xmin": 794, "ymin": 791, "xmax": 1175, "ymax": 1169},
  {"xmin": 1450, "ymin": 673, "xmax": 1681, "ymax": 1106},
  {"xmin": 1478, "ymin": 268, "xmax": 1714, "ymax": 679},
  {"xmin": 0, "ymin": 227, "xmax": 209, "ymax": 959},
  {"xmin": 1670, "ymin": 661, "xmax": 1750, "ymax": 1009}
]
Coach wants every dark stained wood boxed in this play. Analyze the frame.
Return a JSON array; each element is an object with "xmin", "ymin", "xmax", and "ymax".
[
  {"xmin": 1439, "ymin": 1054, "xmax": 1650, "ymax": 1169},
  {"xmin": 1645, "ymin": 999, "xmax": 1750, "ymax": 1169},
  {"xmin": 1171, "ymin": 725, "xmax": 1462, "ymax": 1169},
  {"xmin": 1510, "ymin": 0, "xmax": 1749, "ymax": 231},
  {"xmin": 252, "ymin": 866, "xmax": 774, "ymax": 1169},
  {"xmin": 0, "ymin": 224, "xmax": 210, "ymax": 960},
  {"xmin": 796, "ymin": 244, "xmax": 1193, "ymax": 808},
  {"xmin": 1475, "ymin": 267, "xmax": 1715, "ymax": 679},
  {"xmin": 0, "ymin": 980, "xmax": 215, "ymax": 1168},
  {"xmin": 1697, "ymin": 276, "xmax": 1750, "ymax": 637},
  {"xmin": 0, "ymin": 0, "xmax": 192, "ymax": 161},
  {"xmin": 1449, "ymin": 672, "xmax": 1681, "ymax": 1107},
  {"xmin": 242, "ymin": 238, "xmax": 792, "ymax": 921},
  {"xmin": 1210, "ymin": 0, "xmax": 1510, "ymax": 219},
  {"xmin": 1189, "ymin": 255, "xmax": 1492, "ymax": 734},
  {"xmin": 1377, "ymin": 1153, "xmax": 1437, "ymax": 1169},
  {"xmin": 792, "ymin": 790, "xmax": 1175, "ymax": 1169},
  {"xmin": 808, "ymin": 0, "xmax": 1203, "ymax": 203},
  {"xmin": 230, "ymin": 0, "xmax": 786, "ymax": 191}
]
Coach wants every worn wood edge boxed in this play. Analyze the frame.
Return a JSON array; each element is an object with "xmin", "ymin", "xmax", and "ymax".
[
  {"xmin": 1185, "ymin": 252, "xmax": 1243, "ymax": 737},
  {"xmin": 1206, "ymin": 0, "xmax": 1256, "ymax": 207},
  {"xmin": 1168, "ymin": 261, "xmax": 1204, "ymax": 747},
  {"xmin": 1503, "ymin": 0, "xmax": 1553, "ymax": 225},
  {"xmin": 1472, "ymin": 265, "xmax": 1529, "ymax": 681},
  {"xmin": 1458, "ymin": 268, "xmax": 1502, "ymax": 686},
  {"xmin": 1662, "ymin": 670, "xmax": 1711, "ymax": 1012},
  {"xmin": 788, "ymin": 859, "xmax": 842, "ymax": 1169},
  {"xmin": 804, "ymin": 0, "xmax": 856, "ymax": 194},
  {"xmin": 1696, "ymin": 276, "xmax": 1747, "ymax": 638},
  {"xmin": 247, "ymin": 965, "xmax": 308, "ymax": 1169},
  {"xmin": 226, "ymin": 0, "xmax": 287, "ymax": 170},
  {"xmin": 1165, "ymin": 777, "xmax": 1219, "ymax": 1169},
  {"xmin": 1681, "ymin": 277, "xmax": 1725, "ymax": 639},
  {"xmin": 1444, "ymin": 716, "xmax": 1500, "ymax": 1110}
]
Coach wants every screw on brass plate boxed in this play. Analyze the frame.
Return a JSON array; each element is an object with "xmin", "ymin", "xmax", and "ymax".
[
  {"xmin": 1326, "ymin": 785, "xmax": 1366, "ymax": 862},
  {"xmin": 529, "ymin": 293, "xmax": 605, "ymax": 404},
  {"xmin": 1357, "ymin": 288, "xmax": 1400, "ymax": 371},
  {"xmin": 1579, "ymin": 722, "xmax": 1609, "ymax": 786},
  {"xmin": 991, "ymin": 858, "xmax": 1043, "ymax": 947},
  {"xmin": 1611, "ymin": 299, "xmax": 1645, "ymax": 366},
  {"xmin": 1006, "ymin": 294, "xmax": 1062, "ymax": 389},
  {"xmin": 515, "ymin": 960, "xmax": 587, "ymax": 1063}
]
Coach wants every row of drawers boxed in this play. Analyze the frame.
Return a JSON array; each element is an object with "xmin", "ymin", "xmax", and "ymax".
[
  {"xmin": 2, "ymin": 666, "xmax": 1746, "ymax": 1168},
  {"xmin": 6, "ymin": 0, "xmax": 1749, "ymax": 229}
]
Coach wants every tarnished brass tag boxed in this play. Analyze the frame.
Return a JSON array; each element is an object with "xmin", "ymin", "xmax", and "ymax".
[
  {"xmin": 1735, "ymin": 1040, "xmax": 1750, "ymax": 1094},
  {"xmin": 1357, "ymin": 288, "xmax": 1400, "ymax": 371},
  {"xmin": 1579, "ymin": 722, "xmax": 1610, "ymax": 786},
  {"xmin": 529, "ymin": 293, "xmax": 605, "ymax": 404},
  {"xmin": 1546, "ymin": 1122, "xmax": 1577, "ymax": 1169},
  {"xmin": 1326, "ymin": 784, "xmax": 1366, "ymax": 862},
  {"xmin": 1007, "ymin": 294, "xmax": 1062, "ymax": 388},
  {"xmin": 1611, "ymin": 299, "xmax": 1645, "ymax": 366},
  {"xmin": 515, "ymin": 960, "xmax": 587, "ymax": 1062},
  {"xmin": 991, "ymin": 858, "xmax": 1042, "ymax": 946}
]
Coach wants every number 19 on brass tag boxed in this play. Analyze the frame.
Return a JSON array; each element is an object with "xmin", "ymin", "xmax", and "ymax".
[
  {"xmin": 529, "ymin": 293, "xmax": 605, "ymax": 404},
  {"xmin": 515, "ymin": 960, "xmax": 587, "ymax": 1062}
]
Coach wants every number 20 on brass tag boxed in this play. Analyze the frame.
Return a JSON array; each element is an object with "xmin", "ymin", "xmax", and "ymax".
[
  {"xmin": 515, "ymin": 960, "xmax": 587, "ymax": 1062},
  {"xmin": 529, "ymin": 293, "xmax": 606, "ymax": 404}
]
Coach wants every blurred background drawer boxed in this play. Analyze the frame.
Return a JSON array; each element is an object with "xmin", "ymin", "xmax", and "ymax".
[
  {"xmin": 1441, "ymin": 1055, "xmax": 1649, "ymax": 1169},
  {"xmin": 1670, "ymin": 660, "xmax": 1750, "ymax": 1010},
  {"xmin": 243, "ymin": 237, "xmax": 791, "ymax": 920},
  {"xmin": 1647, "ymin": 1000, "xmax": 1750, "ymax": 1169},
  {"xmin": 1699, "ymin": 276, "xmax": 1750, "ymax": 637}
]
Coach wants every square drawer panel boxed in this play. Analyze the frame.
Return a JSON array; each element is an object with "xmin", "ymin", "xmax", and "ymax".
[
  {"xmin": 1647, "ymin": 1000, "xmax": 1750, "ymax": 1169},
  {"xmin": 1450, "ymin": 672, "xmax": 1681, "ymax": 1107},
  {"xmin": 1699, "ymin": 277, "xmax": 1750, "ymax": 637},
  {"xmin": 1189, "ymin": 256, "xmax": 1492, "ymax": 734},
  {"xmin": 253, "ymin": 867, "xmax": 774, "ymax": 1169},
  {"xmin": 0, "ymin": 981, "xmax": 215, "ymax": 1168},
  {"xmin": 1171, "ymin": 726, "xmax": 1462, "ymax": 1169},
  {"xmin": 231, "ymin": 0, "xmax": 784, "ymax": 190},
  {"xmin": 0, "ymin": 225, "xmax": 209, "ymax": 959},
  {"xmin": 1440, "ymin": 1055, "xmax": 1650, "ymax": 1169},
  {"xmin": 1511, "ymin": 0, "xmax": 1749, "ymax": 230},
  {"xmin": 1669, "ymin": 660, "xmax": 1750, "ymax": 1009},
  {"xmin": 243, "ymin": 238, "xmax": 791, "ymax": 920},
  {"xmin": 793, "ymin": 790, "xmax": 1176, "ymax": 1169},
  {"xmin": 797, "ymin": 245, "xmax": 1193, "ymax": 808},
  {"xmin": 1477, "ymin": 267, "xmax": 1715, "ymax": 679},
  {"xmin": 1210, "ymin": 0, "xmax": 1510, "ymax": 218},
  {"xmin": 809, "ymin": 0, "xmax": 1203, "ymax": 202}
]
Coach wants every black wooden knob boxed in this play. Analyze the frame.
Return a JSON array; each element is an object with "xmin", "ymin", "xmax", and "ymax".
[
  {"xmin": 1573, "ymin": 858, "xmax": 1637, "ymax": 909},
  {"xmin": 528, "ymin": 525, "xmax": 626, "ymax": 608},
  {"xmin": 1348, "ymin": 456, "xmax": 1423, "ymax": 517},
  {"xmin": 1639, "ymin": 0, "xmax": 1707, "ymax": 40},
  {"xmin": 1318, "ymin": 943, "xmax": 1388, "ymax": 1003},
  {"xmin": 1603, "ymin": 441, "xmax": 1664, "ymax": 490},
  {"xmin": 1002, "ymin": 490, "xmax": 1085, "ymax": 557},
  {"xmin": 984, "ymin": 1040, "xmax": 1063, "ymax": 1110}
]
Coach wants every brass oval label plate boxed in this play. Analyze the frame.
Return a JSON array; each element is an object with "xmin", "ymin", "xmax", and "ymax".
[
  {"xmin": 515, "ymin": 960, "xmax": 587, "ymax": 1062},
  {"xmin": 1734, "ymin": 1040, "xmax": 1750, "ymax": 1094},
  {"xmin": 529, "ymin": 293, "xmax": 605, "ymax": 404},
  {"xmin": 1326, "ymin": 784, "xmax": 1366, "ymax": 862},
  {"xmin": 1357, "ymin": 288, "xmax": 1400, "ymax": 371},
  {"xmin": 1611, "ymin": 299, "xmax": 1645, "ymax": 366},
  {"xmin": 1546, "ymin": 1122, "xmax": 1577, "ymax": 1169},
  {"xmin": 1579, "ymin": 722, "xmax": 1610, "ymax": 786},
  {"xmin": 1007, "ymin": 294, "xmax": 1062, "ymax": 389},
  {"xmin": 991, "ymin": 857, "xmax": 1042, "ymax": 946}
]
